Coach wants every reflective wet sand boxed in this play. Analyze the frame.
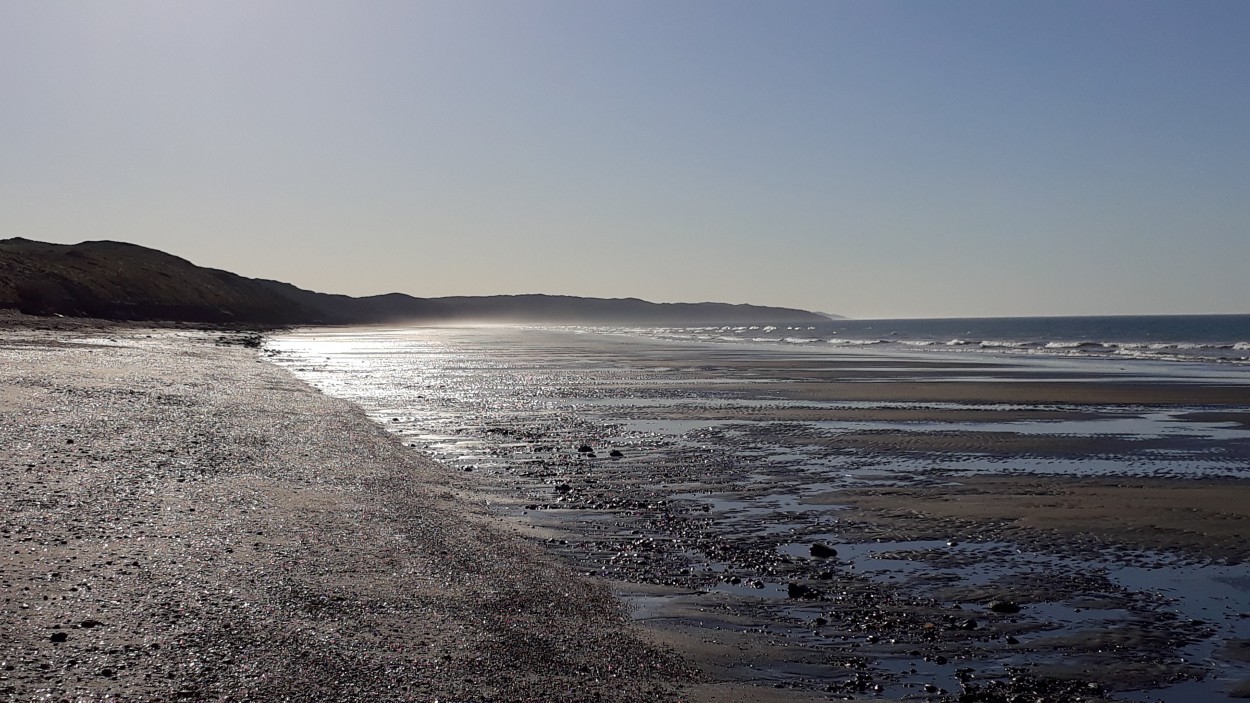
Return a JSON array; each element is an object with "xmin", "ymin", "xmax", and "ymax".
[{"xmin": 270, "ymin": 326, "xmax": 1250, "ymax": 702}]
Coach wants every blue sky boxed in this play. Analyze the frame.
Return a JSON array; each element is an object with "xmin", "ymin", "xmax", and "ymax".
[{"xmin": 2, "ymin": 0, "xmax": 1247, "ymax": 318}]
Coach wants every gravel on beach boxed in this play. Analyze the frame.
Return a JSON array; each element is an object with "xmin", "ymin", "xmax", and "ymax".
[{"xmin": 0, "ymin": 325, "xmax": 698, "ymax": 702}]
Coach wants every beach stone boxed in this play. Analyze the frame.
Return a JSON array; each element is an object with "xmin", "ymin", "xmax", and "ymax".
[
  {"xmin": 988, "ymin": 600, "xmax": 1021, "ymax": 614},
  {"xmin": 553, "ymin": 484, "xmax": 572, "ymax": 494},
  {"xmin": 960, "ymin": 618, "xmax": 978, "ymax": 630},
  {"xmin": 577, "ymin": 444, "xmax": 593, "ymax": 453},
  {"xmin": 50, "ymin": 632, "xmax": 68, "ymax": 643},
  {"xmin": 787, "ymin": 582, "xmax": 819, "ymax": 599},
  {"xmin": 609, "ymin": 449, "xmax": 624, "ymax": 458},
  {"xmin": 809, "ymin": 543, "xmax": 838, "ymax": 558}
]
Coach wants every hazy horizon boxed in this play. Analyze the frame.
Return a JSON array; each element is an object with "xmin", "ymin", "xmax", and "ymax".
[{"xmin": 4, "ymin": 1, "xmax": 1248, "ymax": 319}]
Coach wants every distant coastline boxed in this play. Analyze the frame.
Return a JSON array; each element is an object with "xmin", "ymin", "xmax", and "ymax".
[{"xmin": 0, "ymin": 237, "xmax": 831, "ymax": 326}]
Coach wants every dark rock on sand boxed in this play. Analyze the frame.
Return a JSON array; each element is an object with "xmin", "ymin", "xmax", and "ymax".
[
  {"xmin": 809, "ymin": 543, "xmax": 838, "ymax": 558},
  {"xmin": 787, "ymin": 583, "xmax": 820, "ymax": 599},
  {"xmin": 988, "ymin": 600, "xmax": 1021, "ymax": 614}
]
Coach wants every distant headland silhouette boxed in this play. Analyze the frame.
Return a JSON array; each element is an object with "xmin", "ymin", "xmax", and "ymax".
[{"xmin": 0, "ymin": 238, "xmax": 833, "ymax": 326}]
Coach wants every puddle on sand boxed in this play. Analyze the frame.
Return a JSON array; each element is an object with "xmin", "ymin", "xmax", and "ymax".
[
  {"xmin": 766, "ymin": 538, "xmax": 1250, "ymax": 701},
  {"xmin": 808, "ymin": 411, "xmax": 1250, "ymax": 441}
]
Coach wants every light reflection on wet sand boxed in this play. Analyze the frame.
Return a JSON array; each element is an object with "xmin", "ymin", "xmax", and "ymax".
[{"xmin": 269, "ymin": 325, "xmax": 1250, "ymax": 701}]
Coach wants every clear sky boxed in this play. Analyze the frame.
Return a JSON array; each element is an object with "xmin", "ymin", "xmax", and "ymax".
[{"xmin": 2, "ymin": 1, "xmax": 1247, "ymax": 319}]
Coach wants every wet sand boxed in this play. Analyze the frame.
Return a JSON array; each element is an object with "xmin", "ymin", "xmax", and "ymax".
[
  {"xmin": 0, "ymin": 323, "xmax": 697, "ymax": 702},
  {"xmin": 830, "ymin": 475, "xmax": 1250, "ymax": 563},
  {"xmin": 266, "ymin": 326, "xmax": 1250, "ymax": 702}
]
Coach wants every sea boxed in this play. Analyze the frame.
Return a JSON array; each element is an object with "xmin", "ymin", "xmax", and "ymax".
[
  {"xmin": 266, "ymin": 314, "xmax": 1250, "ymax": 701},
  {"xmin": 607, "ymin": 314, "xmax": 1250, "ymax": 364}
]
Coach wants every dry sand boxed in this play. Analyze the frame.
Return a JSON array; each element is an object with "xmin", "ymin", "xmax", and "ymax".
[{"xmin": 0, "ymin": 324, "xmax": 702, "ymax": 702}]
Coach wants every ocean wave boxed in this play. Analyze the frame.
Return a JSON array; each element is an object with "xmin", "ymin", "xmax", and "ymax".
[
  {"xmin": 1043, "ymin": 341, "xmax": 1105, "ymax": 349},
  {"xmin": 979, "ymin": 340, "xmax": 1032, "ymax": 349},
  {"xmin": 584, "ymin": 324, "xmax": 1250, "ymax": 366},
  {"xmin": 826, "ymin": 338, "xmax": 886, "ymax": 346}
]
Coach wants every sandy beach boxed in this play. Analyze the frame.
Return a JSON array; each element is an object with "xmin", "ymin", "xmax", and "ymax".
[
  {"xmin": 6, "ymin": 320, "xmax": 1250, "ymax": 702},
  {"xmin": 0, "ymin": 321, "xmax": 698, "ymax": 702}
]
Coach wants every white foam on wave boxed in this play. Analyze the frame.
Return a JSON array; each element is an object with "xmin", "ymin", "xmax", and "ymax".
[
  {"xmin": 1043, "ymin": 341, "xmax": 1104, "ymax": 349},
  {"xmin": 827, "ymin": 338, "xmax": 885, "ymax": 346},
  {"xmin": 588, "ymin": 324, "xmax": 1250, "ymax": 366}
]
